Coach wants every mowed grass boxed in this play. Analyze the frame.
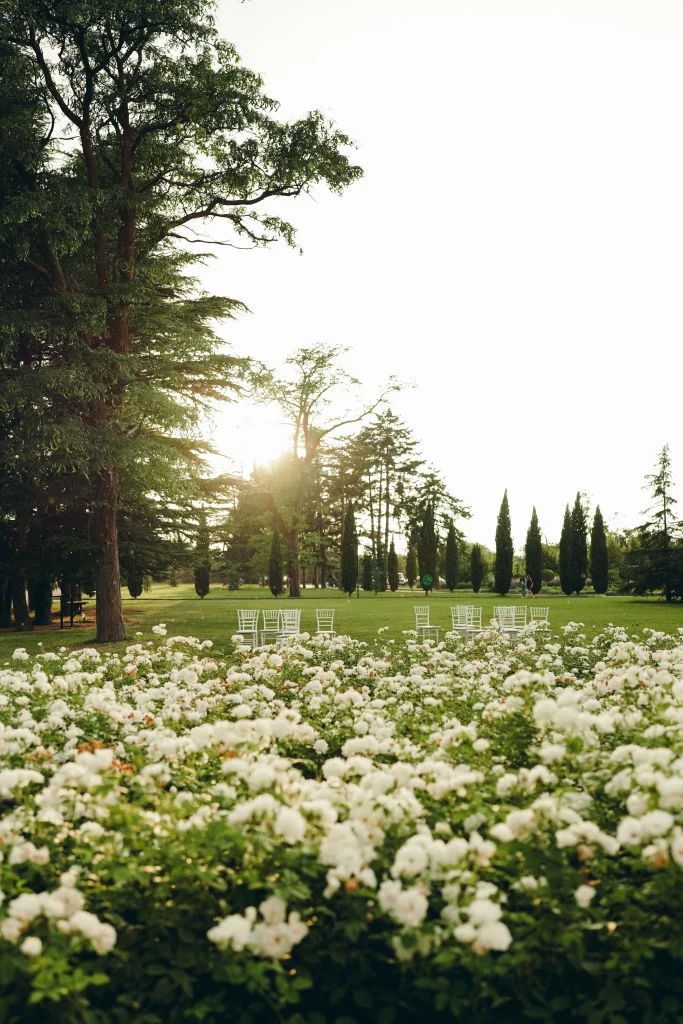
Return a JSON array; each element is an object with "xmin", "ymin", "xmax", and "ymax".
[{"xmin": 1, "ymin": 583, "xmax": 682, "ymax": 660}]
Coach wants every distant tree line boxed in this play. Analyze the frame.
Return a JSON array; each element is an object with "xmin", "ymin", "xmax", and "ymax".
[{"xmin": 487, "ymin": 446, "xmax": 683, "ymax": 601}]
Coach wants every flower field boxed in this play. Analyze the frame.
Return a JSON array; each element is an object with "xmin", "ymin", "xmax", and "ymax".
[{"xmin": 3, "ymin": 623, "xmax": 683, "ymax": 1023}]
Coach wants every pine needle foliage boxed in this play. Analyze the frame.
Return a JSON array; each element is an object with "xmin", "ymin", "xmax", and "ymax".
[
  {"xmin": 590, "ymin": 506, "xmax": 609, "ymax": 595},
  {"xmin": 340, "ymin": 504, "xmax": 358, "ymax": 596},
  {"xmin": 362, "ymin": 553, "xmax": 374, "ymax": 592},
  {"xmin": 445, "ymin": 521, "xmax": 458, "ymax": 593},
  {"xmin": 418, "ymin": 504, "xmax": 438, "ymax": 594},
  {"xmin": 494, "ymin": 491, "xmax": 513, "ymax": 596},
  {"xmin": 387, "ymin": 539, "xmax": 399, "ymax": 593},
  {"xmin": 405, "ymin": 542, "xmax": 417, "ymax": 590},
  {"xmin": 570, "ymin": 494, "xmax": 589, "ymax": 594},
  {"xmin": 269, "ymin": 527, "xmax": 284, "ymax": 598},
  {"xmin": 470, "ymin": 544, "xmax": 485, "ymax": 594},
  {"xmin": 525, "ymin": 507, "xmax": 543, "ymax": 596},
  {"xmin": 559, "ymin": 505, "xmax": 572, "ymax": 595},
  {"xmin": 194, "ymin": 514, "xmax": 211, "ymax": 600}
]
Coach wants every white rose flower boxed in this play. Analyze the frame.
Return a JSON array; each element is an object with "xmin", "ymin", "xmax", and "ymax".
[
  {"xmin": 259, "ymin": 896, "xmax": 287, "ymax": 925},
  {"xmin": 273, "ymin": 807, "xmax": 307, "ymax": 845},
  {"xmin": 20, "ymin": 936, "xmax": 42, "ymax": 957},
  {"xmin": 1, "ymin": 918, "xmax": 22, "ymax": 943},
  {"xmin": 392, "ymin": 888, "xmax": 429, "ymax": 928},
  {"xmin": 475, "ymin": 920, "xmax": 512, "ymax": 953},
  {"xmin": 574, "ymin": 885, "xmax": 596, "ymax": 909}
]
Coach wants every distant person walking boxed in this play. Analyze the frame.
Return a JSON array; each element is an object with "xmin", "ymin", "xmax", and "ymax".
[
  {"xmin": 520, "ymin": 575, "xmax": 527, "ymax": 597},
  {"xmin": 526, "ymin": 574, "xmax": 534, "ymax": 598}
]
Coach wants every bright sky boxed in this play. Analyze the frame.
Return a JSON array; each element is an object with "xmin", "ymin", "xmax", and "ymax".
[{"xmin": 203, "ymin": 0, "xmax": 683, "ymax": 550}]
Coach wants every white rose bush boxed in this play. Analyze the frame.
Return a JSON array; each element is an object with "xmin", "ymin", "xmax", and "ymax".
[{"xmin": 2, "ymin": 622, "xmax": 683, "ymax": 1021}]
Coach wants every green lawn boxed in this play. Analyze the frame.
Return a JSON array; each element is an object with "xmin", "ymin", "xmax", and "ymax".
[{"xmin": 1, "ymin": 584, "xmax": 682, "ymax": 660}]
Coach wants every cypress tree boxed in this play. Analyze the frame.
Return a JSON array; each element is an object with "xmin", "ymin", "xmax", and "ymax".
[
  {"xmin": 418, "ymin": 503, "xmax": 438, "ymax": 594},
  {"xmin": 194, "ymin": 514, "xmax": 211, "ymax": 600},
  {"xmin": 127, "ymin": 565, "xmax": 144, "ymax": 600},
  {"xmin": 406, "ymin": 542, "xmax": 418, "ymax": 590},
  {"xmin": 387, "ymin": 539, "xmax": 399, "ymax": 592},
  {"xmin": 340, "ymin": 504, "xmax": 358, "ymax": 596},
  {"xmin": 445, "ymin": 521, "xmax": 458, "ymax": 592},
  {"xmin": 362, "ymin": 553, "xmax": 374, "ymax": 591},
  {"xmin": 570, "ymin": 493, "xmax": 588, "ymax": 594},
  {"xmin": 590, "ymin": 505, "xmax": 609, "ymax": 595},
  {"xmin": 494, "ymin": 491, "xmax": 513, "ymax": 595},
  {"xmin": 374, "ymin": 541, "xmax": 387, "ymax": 593},
  {"xmin": 559, "ymin": 505, "xmax": 572, "ymax": 595},
  {"xmin": 269, "ymin": 527, "xmax": 284, "ymax": 597},
  {"xmin": 525, "ymin": 507, "xmax": 543, "ymax": 595},
  {"xmin": 471, "ymin": 544, "xmax": 485, "ymax": 594}
]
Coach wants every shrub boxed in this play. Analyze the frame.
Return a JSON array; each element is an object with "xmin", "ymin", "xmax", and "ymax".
[
  {"xmin": 126, "ymin": 565, "xmax": 143, "ymax": 599},
  {"xmin": 4, "ymin": 625, "xmax": 683, "ymax": 1021}
]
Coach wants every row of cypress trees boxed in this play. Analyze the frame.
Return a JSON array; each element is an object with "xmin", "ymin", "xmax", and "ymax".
[
  {"xmin": 559, "ymin": 496, "xmax": 608, "ymax": 595},
  {"xmin": 493, "ymin": 490, "xmax": 609, "ymax": 596},
  {"xmin": 267, "ymin": 494, "xmax": 611, "ymax": 598},
  {"xmin": 268, "ymin": 501, "xmax": 450, "ymax": 597}
]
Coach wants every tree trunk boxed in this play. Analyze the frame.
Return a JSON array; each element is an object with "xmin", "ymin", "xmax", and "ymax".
[
  {"xmin": 320, "ymin": 544, "xmax": 327, "ymax": 588},
  {"xmin": 0, "ymin": 576, "xmax": 11, "ymax": 627},
  {"xmin": 11, "ymin": 571, "xmax": 33, "ymax": 631},
  {"xmin": 94, "ymin": 469, "xmax": 126, "ymax": 642},
  {"xmin": 32, "ymin": 578, "xmax": 53, "ymax": 626}
]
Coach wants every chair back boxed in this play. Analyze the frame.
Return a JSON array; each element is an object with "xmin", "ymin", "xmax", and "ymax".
[
  {"xmin": 280, "ymin": 608, "xmax": 301, "ymax": 633},
  {"xmin": 316, "ymin": 608, "xmax": 335, "ymax": 631},
  {"xmin": 530, "ymin": 606, "xmax": 549, "ymax": 621},
  {"xmin": 414, "ymin": 606, "xmax": 431, "ymax": 627},
  {"xmin": 451, "ymin": 605, "xmax": 478, "ymax": 628},
  {"xmin": 512, "ymin": 606, "xmax": 527, "ymax": 627},
  {"xmin": 496, "ymin": 606, "xmax": 513, "ymax": 625},
  {"xmin": 262, "ymin": 609, "xmax": 282, "ymax": 629},
  {"xmin": 237, "ymin": 609, "xmax": 259, "ymax": 630}
]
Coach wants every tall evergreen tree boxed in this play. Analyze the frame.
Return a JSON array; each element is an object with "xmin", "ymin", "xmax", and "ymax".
[
  {"xmin": 625, "ymin": 446, "xmax": 682, "ymax": 601},
  {"xmin": 525, "ymin": 507, "xmax": 543, "ymax": 595},
  {"xmin": 418, "ymin": 503, "xmax": 438, "ymax": 594},
  {"xmin": 406, "ymin": 541, "xmax": 417, "ymax": 590},
  {"xmin": 445, "ymin": 521, "xmax": 458, "ymax": 592},
  {"xmin": 494, "ymin": 491, "xmax": 513, "ymax": 596},
  {"xmin": 470, "ymin": 544, "xmax": 485, "ymax": 594},
  {"xmin": 269, "ymin": 527, "xmax": 284, "ymax": 598},
  {"xmin": 559, "ymin": 505, "xmax": 572, "ymax": 595},
  {"xmin": 387, "ymin": 539, "xmax": 399, "ymax": 592},
  {"xmin": 643, "ymin": 445, "xmax": 679, "ymax": 602},
  {"xmin": 340, "ymin": 503, "xmax": 358, "ymax": 596},
  {"xmin": 127, "ymin": 565, "xmax": 144, "ymax": 600},
  {"xmin": 373, "ymin": 541, "xmax": 387, "ymax": 593},
  {"xmin": 362, "ymin": 552, "xmax": 374, "ymax": 592},
  {"xmin": 590, "ymin": 506, "xmax": 609, "ymax": 595},
  {"xmin": 570, "ymin": 493, "xmax": 589, "ymax": 594},
  {"xmin": 193, "ymin": 515, "xmax": 211, "ymax": 600}
]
